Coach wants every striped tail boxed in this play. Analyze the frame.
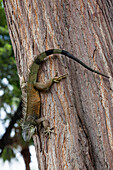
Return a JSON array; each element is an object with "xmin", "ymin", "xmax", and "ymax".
[{"xmin": 35, "ymin": 49, "xmax": 109, "ymax": 79}]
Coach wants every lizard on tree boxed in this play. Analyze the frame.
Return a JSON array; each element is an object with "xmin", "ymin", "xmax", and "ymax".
[{"xmin": 21, "ymin": 49, "xmax": 109, "ymax": 142}]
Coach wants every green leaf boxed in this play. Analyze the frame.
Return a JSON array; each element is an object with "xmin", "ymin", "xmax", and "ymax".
[{"xmin": 1, "ymin": 147, "xmax": 16, "ymax": 162}]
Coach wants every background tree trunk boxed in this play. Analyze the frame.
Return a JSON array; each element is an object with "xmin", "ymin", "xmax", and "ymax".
[{"xmin": 3, "ymin": 0, "xmax": 113, "ymax": 169}]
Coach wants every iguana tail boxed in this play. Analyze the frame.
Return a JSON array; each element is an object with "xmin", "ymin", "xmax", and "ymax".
[{"xmin": 35, "ymin": 49, "xmax": 109, "ymax": 78}]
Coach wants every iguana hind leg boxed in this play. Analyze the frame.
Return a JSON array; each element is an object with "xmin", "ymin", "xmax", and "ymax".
[{"xmin": 33, "ymin": 73, "xmax": 67, "ymax": 90}]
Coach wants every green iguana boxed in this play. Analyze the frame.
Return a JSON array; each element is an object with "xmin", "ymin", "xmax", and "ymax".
[{"xmin": 21, "ymin": 49, "xmax": 109, "ymax": 142}]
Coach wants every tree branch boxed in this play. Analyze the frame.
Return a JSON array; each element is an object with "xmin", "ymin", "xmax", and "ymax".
[{"xmin": 0, "ymin": 101, "xmax": 22, "ymax": 156}]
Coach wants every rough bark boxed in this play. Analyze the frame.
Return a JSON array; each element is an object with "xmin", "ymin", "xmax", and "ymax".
[{"xmin": 3, "ymin": 0, "xmax": 113, "ymax": 169}]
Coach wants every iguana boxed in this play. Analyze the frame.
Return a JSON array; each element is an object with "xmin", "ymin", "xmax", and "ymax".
[{"xmin": 21, "ymin": 49, "xmax": 109, "ymax": 142}]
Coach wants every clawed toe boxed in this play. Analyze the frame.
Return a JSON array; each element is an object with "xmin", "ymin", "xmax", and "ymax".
[
  {"xmin": 44, "ymin": 127, "xmax": 56, "ymax": 138},
  {"xmin": 53, "ymin": 73, "xmax": 68, "ymax": 83}
]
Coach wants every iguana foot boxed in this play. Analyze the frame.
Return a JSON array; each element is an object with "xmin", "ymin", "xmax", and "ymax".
[
  {"xmin": 42, "ymin": 119, "xmax": 56, "ymax": 138},
  {"xmin": 44, "ymin": 127, "xmax": 55, "ymax": 138},
  {"xmin": 52, "ymin": 73, "xmax": 68, "ymax": 83},
  {"xmin": 36, "ymin": 117, "xmax": 55, "ymax": 138}
]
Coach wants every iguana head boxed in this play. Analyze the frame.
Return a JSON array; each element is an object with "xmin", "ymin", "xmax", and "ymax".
[
  {"xmin": 21, "ymin": 116, "xmax": 37, "ymax": 142},
  {"xmin": 22, "ymin": 124, "xmax": 36, "ymax": 142}
]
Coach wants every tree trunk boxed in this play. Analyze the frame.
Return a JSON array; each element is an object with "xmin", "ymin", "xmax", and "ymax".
[{"xmin": 3, "ymin": 0, "xmax": 113, "ymax": 169}]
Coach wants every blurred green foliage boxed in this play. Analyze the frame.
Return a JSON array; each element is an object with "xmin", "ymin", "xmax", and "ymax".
[
  {"xmin": 0, "ymin": 0, "xmax": 7, "ymax": 28},
  {"xmin": 0, "ymin": 1, "xmax": 21, "ymax": 111},
  {"xmin": 2, "ymin": 147, "xmax": 16, "ymax": 162},
  {"xmin": 0, "ymin": 0, "xmax": 21, "ymax": 161}
]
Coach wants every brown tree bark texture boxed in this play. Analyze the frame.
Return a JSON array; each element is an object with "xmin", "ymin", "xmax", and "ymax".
[{"xmin": 3, "ymin": 0, "xmax": 113, "ymax": 169}]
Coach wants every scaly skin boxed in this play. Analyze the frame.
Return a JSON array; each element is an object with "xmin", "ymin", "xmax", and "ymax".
[{"xmin": 21, "ymin": 49, "xmax": 109, "ymax": 142}]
